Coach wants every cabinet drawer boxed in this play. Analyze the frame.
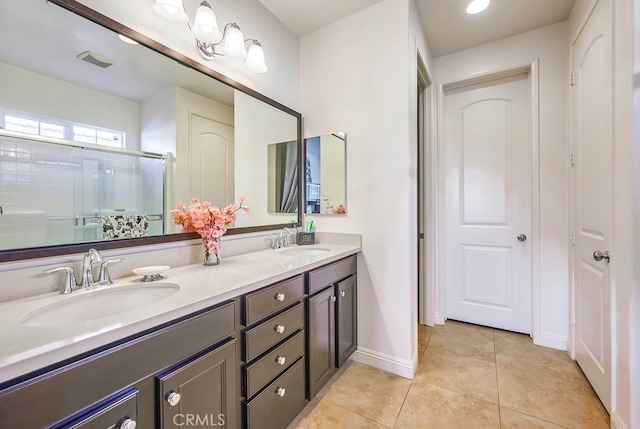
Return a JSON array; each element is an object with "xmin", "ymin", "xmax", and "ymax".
[
  {"xmin": 244, "ymin": 303, "xmax": 304, "ymax": 361},
  {"xmin": 308, "ymin": 255, "xmax": 356, "ymax": 295},
  {"xmin": 244, "ymin": 275, "xmax": 304, "ymax": 325},
  {"xmin": 55, "ymin": 388, "xmax": 138, "ymax": 429},
  {"xmin": 245, "ymin": 331, "xmax": 304, "ymax": 398},
  {"xmin": 245, "ymin": 358, "xmax": 305, "ymax": 429}
]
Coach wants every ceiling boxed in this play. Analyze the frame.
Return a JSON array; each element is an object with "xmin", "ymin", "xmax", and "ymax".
[{"xmin": 258, "ymin": 0, "xmax": 576, "ymax": 57}]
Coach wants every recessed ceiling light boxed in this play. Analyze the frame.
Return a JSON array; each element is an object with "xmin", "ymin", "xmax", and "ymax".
[
  {"xmin": 466, "ymin": 0, "xmax": 491, "ymax": 14},
  {"xmin": 118, "ymin": 34, "xmax": 139, "ymax": 45}
]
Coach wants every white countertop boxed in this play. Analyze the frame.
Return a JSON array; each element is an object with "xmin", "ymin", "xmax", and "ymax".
[{"xmin": 0, "ymin": 243, "xmax": 360, "ymax": 386}]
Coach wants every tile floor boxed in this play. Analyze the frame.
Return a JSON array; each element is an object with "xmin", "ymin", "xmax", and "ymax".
[{"xmin": 288, "ymin": 320, "xmax": 610, "ymax": 429}]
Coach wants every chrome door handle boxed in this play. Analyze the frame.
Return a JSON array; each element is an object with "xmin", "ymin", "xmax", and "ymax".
[
  {"xmin": 517, "ymin": 234, "xmax": 527, "ymax": 242},
  {"xmin": 593, "ymin": 250, "xmax": 610, "ymax": 263}
]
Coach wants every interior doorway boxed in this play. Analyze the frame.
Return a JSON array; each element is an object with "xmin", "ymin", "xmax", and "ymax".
[{"xmin": 417, "ymin": 55, "xmax": 433, "ymax": 327}]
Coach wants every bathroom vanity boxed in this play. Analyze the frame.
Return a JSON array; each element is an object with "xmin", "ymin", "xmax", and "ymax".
[{"xmin": 0, "ymin": 245, "xmax": 359, "ymax": 429}]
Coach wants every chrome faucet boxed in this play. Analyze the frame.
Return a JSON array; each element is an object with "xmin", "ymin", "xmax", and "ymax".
[
  {"xmin": 44, "ymin": 248, "xmax": 123, "ymax": 294},
  {"xmin": 81, "ymin": 248, "xmax": 104, "ymax": 288},
  {"xmin": 279, "ymin": 227, "xmax": 295, "ymax": 248}
]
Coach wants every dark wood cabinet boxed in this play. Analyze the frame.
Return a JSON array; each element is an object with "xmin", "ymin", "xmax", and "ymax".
[
  {"xmin": 0, "ymin": 301, "xmax": 238, "ymax": 429},
  {"xmin": 54, "ymin": 388, "xmax": 139, "ymax": 429},
  {"xmin": 0, "ymin": 253, "xmax": 358, "ymax": 429},
  {"xmin": 307, "ymin": 286, "xmax": 336, "ymax": 399},
  {"xmin": 241, "ymin": 275, "xmax": 306, "ymax": 429},
  {"xmin": 337, "ymin": 275, "xmax": 357, "ymax": 367},
  {"xmin": 158, "ymin": 339, "xmax": 237, "ymax": 429},
  {"xmin": 306, "ymin": 255, "xmax": 357, "ymax": 399}
]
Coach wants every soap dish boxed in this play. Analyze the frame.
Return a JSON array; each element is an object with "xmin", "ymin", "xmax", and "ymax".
[{"xmin": 133, "ymin": 265, "xmax": 170, "ymax": 282}]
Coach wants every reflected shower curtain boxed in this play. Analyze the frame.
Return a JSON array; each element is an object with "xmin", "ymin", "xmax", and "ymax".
[{"xmin": 279, "ymin": 141, "xmax": 298, "ymax": 213}]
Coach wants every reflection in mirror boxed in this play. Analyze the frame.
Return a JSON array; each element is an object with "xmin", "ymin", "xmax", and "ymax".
[
  {"xmin": 267, "ymin": 141, "xmax": 299, "ymax": 214},
  {"xmin": 305, "ymin": 133, "xmax": 346, "ymax": 215},
  {"xmin": 0, "ymin": 0, "xmax": 301, "ymax": 259}
]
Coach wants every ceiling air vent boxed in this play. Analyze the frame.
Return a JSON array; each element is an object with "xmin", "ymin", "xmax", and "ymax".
[{"xmin": 77, "ymin": 51, "xmax": 115, "ymax": 68}]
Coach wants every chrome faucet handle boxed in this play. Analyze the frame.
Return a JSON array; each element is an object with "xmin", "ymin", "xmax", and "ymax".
[
  {"xmin": 268, "ymin": 235, "xmax": 280, "ymax": 249},
  {"xmin": 98, "ymin": 258, "xmax": 124, "ymax": 285},
  {"xmin": 43, "ymin": 266, "xmax": 79, "ymax": 294}
]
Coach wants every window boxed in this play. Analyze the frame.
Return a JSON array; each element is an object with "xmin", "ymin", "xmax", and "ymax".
[{"xmin": 1, "ymin": 108, "xmax": 126, "ymax": 148}]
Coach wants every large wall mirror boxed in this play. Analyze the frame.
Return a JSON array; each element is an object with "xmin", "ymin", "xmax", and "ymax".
[
  {"xmin": 304, "ymin": 133, "xmax": 346, "ymax": 215},
  {"xmin": 0, "ymin": 0, "xmax": 302, "ymax": 262}
]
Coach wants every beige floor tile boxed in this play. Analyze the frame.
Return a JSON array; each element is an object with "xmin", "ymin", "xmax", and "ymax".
[
  {"xmin": 417, "ymin": 324, "xmax": 433, "ymax": 355},
  {"xmin": 293, "ymin": 400, "xmax": 388, "ymax": 429},
  {"xmin": 497, "ymin": 365, "xmax": 609, "ymax": 429},
  {"xmin": 417, "ymin": 347, "xmax": 499, "ymax": 404},
  {"xmin": 394, "ymin": 382, "xmax": 500, "ymax": 429},
  {"xmin": 495, "ymin": 330, "xmax": 586, "ymax": 385},
  {"xmin": 325, "ymin": 362, "xmax": 411, "ymax": 428},
  {"xmin": 429, "ymin": 321, "xmax": 495, "ymax": 362},
  {"xmin": 500, "ymin": 407, "xmax": 568, "ymax": 428}
]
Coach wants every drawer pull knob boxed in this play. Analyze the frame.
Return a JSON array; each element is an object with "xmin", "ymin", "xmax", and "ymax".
[
  {"xmin": 120, "ymin": 418, "xmax": 137, "ymax": 429},
  {"xmin": 276, "ymin": 387, "xmax": 286, "ymax": 397},
  {"xmin": 339, "ymin": 291, "xmax": 346, "ymax": 297},
  {"xmin": 275, "ymin": 324, "xmax": 285, "ymax": 334},
  {"xmin": 275, "ymin": 293, "xmax": 286, "ymax": 301},
  {"xmin": 166, "ymin": 391, "xmax": 181, "ymax": 407},
  {"xmin": 275, "ymin": 356, "xmax": 286, "ymax": 365}
]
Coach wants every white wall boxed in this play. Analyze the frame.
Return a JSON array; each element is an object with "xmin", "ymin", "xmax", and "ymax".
[
  {"xmin": 0, "ymin": 61, "xmax": 140, "ymax": 149},
  {"xmin": 74, "ymin": 0, "xmax": 300, "ymax": 111},
  {"xmin": 432, "ymin": 23, "xmax": 570, "ymax": 349},
  {"xmin": 301, "ymin": 0, "xmax": 419, "ymax": 377}
]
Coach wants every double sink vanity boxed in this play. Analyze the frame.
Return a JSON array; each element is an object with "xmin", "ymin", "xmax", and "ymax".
[{"xmin": 0, "ymin": 242, "xmax": 360, "ymax": 428}]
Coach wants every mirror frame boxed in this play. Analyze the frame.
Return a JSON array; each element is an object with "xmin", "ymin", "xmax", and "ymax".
[{"xmin": 0, "ymin": 0, "xmax": 303, "ymax": 263}]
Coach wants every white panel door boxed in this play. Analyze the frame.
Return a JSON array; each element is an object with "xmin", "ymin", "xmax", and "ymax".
[
  {"xmin": 445, "ymin": 74, "xmax": 531, "ymax": 334},
  {"xmin": 190, "ymin": 115, "xmax": 234, "ymax": 207},
  {"xmin": 571, "ymin": 0, "xmax": 612, "ymax": 412}
]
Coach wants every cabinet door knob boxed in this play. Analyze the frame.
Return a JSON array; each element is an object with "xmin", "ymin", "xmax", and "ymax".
[
  {"xmin": 120, "ymin": 418, "xmax": 137, "ymax": 429},
  {"xmin": 339, "ymin": 291, "xmax": 346, "ymax": 297},
  {"xmin": 276, "ymin": 387, "xmax": 286, "ymax": 397},
  {"xmin": 274, "ymin": 293, "xmax": 286, "ymax": 302},
  {"xmin": 166, "ymin": 391, "xmax": 181, "ymax": 407},
  {"xmin": 275, "ymin": 356, "xmax": 286, "ymax": 365},
  {"xmin": 331, "ymin": 296, "xmax": 337, "ymax": 303},
  {"xmin": 274, "ymin": 324, "xmax": 285, "ymax": 334}
]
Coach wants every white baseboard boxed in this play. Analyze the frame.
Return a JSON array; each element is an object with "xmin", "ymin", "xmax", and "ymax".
[
  {"xmin": 434, "ymin": 312, "xmax": 445, "ymax": 325},
  {"xmin": 350, "ymin": 347, "xmax": 417, "ymax": 379},
  {"xmin": 534, "ymin": 332, "xmax": 567, "ymax": 351},
  {"xmin": 610, "ymin": 411, "xmax": 628, "ymax": 429}
]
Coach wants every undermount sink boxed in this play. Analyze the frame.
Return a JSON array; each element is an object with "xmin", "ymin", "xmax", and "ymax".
[
  {"xmin": 277, "ymin": 246, "xmax": 331, "ymax": 256},
  {"xmin": 19, "ymin": 283, "xmax": 180, "ymax": 326}
]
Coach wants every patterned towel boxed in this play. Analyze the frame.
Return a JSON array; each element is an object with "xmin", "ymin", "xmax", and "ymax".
[{"xmin": 102, "ymin": 215, "xmax": 149, "ymax": 239}]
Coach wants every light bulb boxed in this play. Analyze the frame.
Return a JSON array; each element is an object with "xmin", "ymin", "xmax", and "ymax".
[
  {"xmin": 222, "ymin": 24, "xmax": 247, "ymax": 60},
  {"xmin": 192, "ymin": 2, "xmax": 222, "ymax": 43},
  {"xmin": 245, "ymin": 42, "xmax": 267, "ymax": 73},
  {"xmin": 153, "ymin": 0, "xmax": 188, "ymax": 23},
  {"xmin": 466, "ymin": 0, "xmax": 490, "ymax": 14}
]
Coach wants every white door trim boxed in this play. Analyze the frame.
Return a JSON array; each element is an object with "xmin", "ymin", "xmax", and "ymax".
[{"xmin": 433, "ymin": 60, "xmax": 542, "ymax": 344}]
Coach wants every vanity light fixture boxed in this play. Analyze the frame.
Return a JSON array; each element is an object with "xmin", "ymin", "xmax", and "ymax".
[
  {"xmin": 152, "ymin": 0, "xmax": 268, "ymax": 73},
  {"xmin": 466, "ymin": 0, "xmax": 491, "ymax": 14}
]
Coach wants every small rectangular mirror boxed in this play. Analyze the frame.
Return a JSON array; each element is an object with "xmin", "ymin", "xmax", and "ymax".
[{"xmin": 305, "ymin": 133, "xmax": 346, "ymax": 215}]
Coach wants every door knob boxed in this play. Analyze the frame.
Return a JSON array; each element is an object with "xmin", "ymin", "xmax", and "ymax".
[
  {"xmin": 517, "ymin": 234, "xmax": 527, "ymax": 242},
  {"xmin": 593, "ymin": 250, "xmax": 610, "ymax": 263}
]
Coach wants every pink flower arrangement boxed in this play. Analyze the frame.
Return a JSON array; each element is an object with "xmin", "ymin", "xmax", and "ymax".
[
  {"xmin": 171, "ymin": 197, "xmax": 249, "ymax": 256},
  {"xmin": 326, "ymin": 203, "xmax": 346, "ymax": 214}
]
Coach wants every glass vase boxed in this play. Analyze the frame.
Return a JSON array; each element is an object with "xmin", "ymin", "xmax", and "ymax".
[{"xmin": 203, "ymin": 242, "xmax": 220, "ymax": 266}]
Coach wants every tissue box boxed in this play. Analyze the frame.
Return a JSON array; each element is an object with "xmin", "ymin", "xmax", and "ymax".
[{"xmin": 297, "ymin": 232, "xmax": 315, "ymax": 245}]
